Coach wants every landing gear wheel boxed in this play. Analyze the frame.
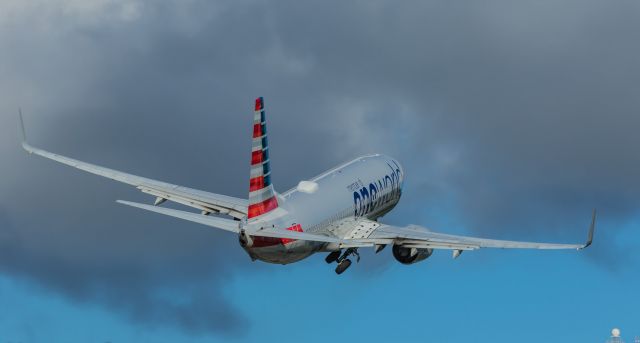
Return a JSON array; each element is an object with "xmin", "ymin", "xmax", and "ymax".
[
  {"xmin": 335, "ymin": 259, "xmax": 352, "ymax": 275},
  {"xmin": 325, "ymin": 251, "xmax": 341, "ymax": 264}
]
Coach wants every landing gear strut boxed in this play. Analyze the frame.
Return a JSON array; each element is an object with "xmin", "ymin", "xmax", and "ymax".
[{"xmin": 333, "ymin": 248, "xmax": 360, "ymax": 275}]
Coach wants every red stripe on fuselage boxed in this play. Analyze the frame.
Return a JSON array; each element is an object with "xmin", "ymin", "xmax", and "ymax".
[
  {"xmin": 247, "ymin": 196, "xmax": 278, "ymax": 218},
  {"xmin": 281, "ymin": 224, "xmax": 303, "ymax": 244},
  {"xmin": 251, "ymin": 224, "xmax": 303, "ymax": 247},
  {"xmin": 251, "ymin": 236, "xmax": 282, "ymax": 248}
]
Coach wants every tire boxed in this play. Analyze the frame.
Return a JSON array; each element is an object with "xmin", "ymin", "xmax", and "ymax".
[
  {"xmin": 325, "ymin": 251, "xmax": 341, "ymax": 264},
  {"xmin": 335, "ymin": 259, "xmax": 352, "ymax": 275}
]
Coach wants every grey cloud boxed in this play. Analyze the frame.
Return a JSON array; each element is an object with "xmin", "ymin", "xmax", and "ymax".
[{"xmin": 1, "ymin": 0, "xmax": 640, "ymax": 336}]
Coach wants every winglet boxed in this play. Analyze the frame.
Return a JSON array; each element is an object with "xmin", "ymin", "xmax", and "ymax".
[
  {"xmin": 580, "ymin": 209, "xmax": 596, "ymax": 250},
  {"xmin": 18, "ymin": 109, "xmax": 34, "ymax": 153}
]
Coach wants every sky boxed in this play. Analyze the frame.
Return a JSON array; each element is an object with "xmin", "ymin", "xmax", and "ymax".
[{"xmin": 0, "ymin": 0, "xmax": 639, "ymax": 342}]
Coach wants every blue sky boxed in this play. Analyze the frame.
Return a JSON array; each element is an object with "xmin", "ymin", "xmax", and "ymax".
[
  {"xmin": 1, "ymin": 0, "xmax": 640, "ymax": 342},
  {"xmin": 2, "ymin": 205, "xmax": 638, "ymax": 342}
]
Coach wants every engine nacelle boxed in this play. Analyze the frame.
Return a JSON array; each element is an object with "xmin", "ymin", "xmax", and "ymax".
[{"xmin": 392, "ymin": 245, "xmax": 433, "ymax": 265}]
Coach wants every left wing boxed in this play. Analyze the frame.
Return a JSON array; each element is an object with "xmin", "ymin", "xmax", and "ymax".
[{"xmin": 335, "ymin": 210, "xmax": 596, "ymax": 252}]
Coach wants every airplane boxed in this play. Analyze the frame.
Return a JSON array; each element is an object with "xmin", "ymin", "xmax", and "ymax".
[{"xmin": 18, "ymin": 97, "xmax": 596, "ymax": 274}]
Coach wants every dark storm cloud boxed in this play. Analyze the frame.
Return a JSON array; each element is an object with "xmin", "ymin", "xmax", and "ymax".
[{"xmin": 1, "ymin": 0, "xmax": 639, "ymax": 336}]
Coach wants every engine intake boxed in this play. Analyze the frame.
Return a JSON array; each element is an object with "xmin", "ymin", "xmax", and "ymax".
[{"xmin": 392, "ymin": 245, "xmax": 433, "ymax": 265}]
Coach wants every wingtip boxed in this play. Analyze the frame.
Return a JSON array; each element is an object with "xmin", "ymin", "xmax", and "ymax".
[
  {"xmin": 18, "ymin": 109, "xmax": 33, "ymax": 153},
  {"xmin": 580, "ymin": 209, "xmax": 596, "ymax": 250}
]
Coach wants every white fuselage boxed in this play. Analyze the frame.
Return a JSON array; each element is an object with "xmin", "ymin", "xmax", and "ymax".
[{"xmin": 241, "ymin": 154, "xmax": 404, "ymax": 264}]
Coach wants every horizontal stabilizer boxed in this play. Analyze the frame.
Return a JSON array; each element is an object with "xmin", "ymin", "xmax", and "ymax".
[
  {"xmin": 117, "ymin": 200, "xmax": 343, "ymax": 244},
  {"xmin": 117, "ymin": 200, "xmax": 240, "ymax": 233}
]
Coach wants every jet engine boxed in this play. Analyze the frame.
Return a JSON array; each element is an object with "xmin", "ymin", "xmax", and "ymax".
[{"xmin": 392, "ymin": 245, "xmax": 433, "ymax": 265}]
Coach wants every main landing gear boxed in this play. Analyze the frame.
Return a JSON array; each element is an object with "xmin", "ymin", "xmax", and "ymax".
[
  {"xmin": 325, "ymin": 250, "xmax": 341, "ymax": 264},
  {"xmin": 326, "ymin": 248, "xmax": 360, "ymax": 275},
  {"xmin": 335, "ymin": 259, "xmax": 351, "ymax": 275}
]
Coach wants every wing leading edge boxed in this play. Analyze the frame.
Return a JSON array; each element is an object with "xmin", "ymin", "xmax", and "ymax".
[{"xmin": 19, "ymin": 113, "xmax": 248, "ymax": 219}]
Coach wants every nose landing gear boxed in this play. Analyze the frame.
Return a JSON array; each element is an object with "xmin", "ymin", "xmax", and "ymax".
[{"xmin": 326, "ymin": 248, "xmax": 360, "ymax": 275}]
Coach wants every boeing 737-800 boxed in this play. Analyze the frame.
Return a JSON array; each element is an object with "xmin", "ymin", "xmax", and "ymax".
[{"xmin": 19, "ymin": 98, "xmax": 595, "ymax": 274}]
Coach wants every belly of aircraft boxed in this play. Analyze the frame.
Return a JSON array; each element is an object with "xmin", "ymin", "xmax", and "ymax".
[{"xmin": 242, "ymin": 239, "xmax": 321, "ymax": 265}]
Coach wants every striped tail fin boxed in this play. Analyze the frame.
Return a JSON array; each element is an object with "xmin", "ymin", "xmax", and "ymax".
[{"xmin": 247, "ymin": 97, "xmax": 279, "ymax": 221}]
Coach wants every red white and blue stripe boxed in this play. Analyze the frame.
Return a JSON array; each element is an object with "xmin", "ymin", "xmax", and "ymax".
[{"xmin": 248, "ymin": 97, "xmax": 279, "ymax": 220}]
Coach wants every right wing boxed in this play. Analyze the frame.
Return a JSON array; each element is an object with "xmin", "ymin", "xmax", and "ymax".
[
  {"xmin": 19, "ymin": 113, "xmax": 248, "ymax": 219},
  {"xmin": 19, "ymin": 114, "xmax": 353, "ymax": 245}
]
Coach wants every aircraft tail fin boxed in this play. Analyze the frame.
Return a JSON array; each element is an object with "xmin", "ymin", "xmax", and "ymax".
[{"xmin": 247, "ymin": 97, "xmax": 279, "ymax": 222}]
